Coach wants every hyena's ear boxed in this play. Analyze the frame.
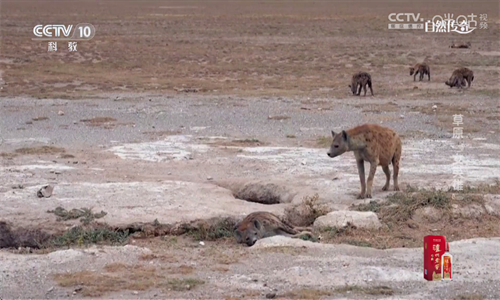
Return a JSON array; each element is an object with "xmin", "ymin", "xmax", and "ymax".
[
  {"xmin": 341, "ymin": 130, "xmax": 349, "ymax": 141},
  {"xmin": 331, "ymin": 130, "xmax": 336, "ymax": 138},
  {"xmin": 253, "ymin": 220, "xmax": 261, "ymax": 230}
]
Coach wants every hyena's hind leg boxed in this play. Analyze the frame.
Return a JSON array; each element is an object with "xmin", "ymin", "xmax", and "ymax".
[
  {"xmin": 382, "ymin": 165, "xmax": 391, "ymax": 191},
  {"xmin": 427, "ymin": 68, "xmax": 431, "ymax": 81},
  {"xmin": 368, "ymin": 79, "xmax": 374, "ymax": 96},
  {"xmin": 392, "ymin": 147, "xmax": 401, "ymax": 191},
  {"xmin": 291, "ymin": 231, "xmax": 315, "ymax": 240}
]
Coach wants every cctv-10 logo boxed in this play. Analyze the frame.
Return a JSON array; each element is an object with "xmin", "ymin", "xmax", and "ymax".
[{"xmin": 32, "ymin": 23, "xmax": 96, "ymax": 40}]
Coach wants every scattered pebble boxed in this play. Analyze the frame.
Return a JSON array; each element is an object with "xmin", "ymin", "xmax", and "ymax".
[
  {"xmin": 207, "ymin": 176, "xmax": 213, "ymax": 181},
  {"xmin": 266, "ymin": 293, "xmax": 276, "ymax": 299},
  {"xmin": 37, "ymin": 185, "xmax": 54, "ymax": 198},
  {"xmin": 199, "ymin": 241, "xmax": 205, "ymax": 246},
  {"xmin": 58, "ymin": 110, "xmax": 64, "ymax": 116}
]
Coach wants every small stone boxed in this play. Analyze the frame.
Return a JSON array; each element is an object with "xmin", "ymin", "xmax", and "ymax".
[
  {"xmin": 266, "ymin": 293, "xmax": 276, "ymax": 299},
  {"xmin": 58, "ymin": 110, "xmax": 64, "ymax": 116},
  {"xmin": 400, "ymin": 115, "xmax": 405, "ymax": 119},
  {"xmin": 432, "ymin": 105, "xmax": 437, "ymax": 109},
  {"xmin": 199, "ymin": 241, "xmax": 205, "ymax": 246},
  {"xmin": 37, "ymin": 185, "xmax": 54, "ymax": 198},
  {"xmin": 132, "ymin": 291, "xmax": 138, "ymax": 295},
  {"xmin": 47, "ymin": 286, "xmax": 54, "ymax": 293},
  {"xmin": 207, "ymin": 176, "xmax": 213, "ymax": 181}
]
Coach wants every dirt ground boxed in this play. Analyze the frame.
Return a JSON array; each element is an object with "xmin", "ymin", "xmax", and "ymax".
[{"xmin": 1, "ymin": 0, "xmax": 500, "ymax": 299}]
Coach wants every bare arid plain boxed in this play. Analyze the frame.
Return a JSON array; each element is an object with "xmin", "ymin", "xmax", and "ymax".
[{"xmin": 1, "ymin": 1, "xmax": 500, "ymax": 299}]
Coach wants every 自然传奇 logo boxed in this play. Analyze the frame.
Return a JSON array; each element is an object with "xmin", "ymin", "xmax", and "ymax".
[{"xmin": 388, "ymin": 13, "xmax": 488, "ymax": 34}]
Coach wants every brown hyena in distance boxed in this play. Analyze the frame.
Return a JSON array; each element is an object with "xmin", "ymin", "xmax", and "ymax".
[
  {"xmin": 409, "ymin": 63, "xmax": 430, "ymax": 81},
  {"xmin": 234, "ymin": 211, "xmax": 313, "ymax": 246},
  {"xmin": 450, "ymin": 41, "xmax": 471, "ymax": 49},
  {"xmin": 327, "ymin": 124, "xmax": 402, "ymax": 199},
  {"xmin": 445, "ymin": 67, "xmax": 474, "ymax": 89},
  {"xmin": 349, "ymin": 72, "xmax": 373, "ymax": 96}
]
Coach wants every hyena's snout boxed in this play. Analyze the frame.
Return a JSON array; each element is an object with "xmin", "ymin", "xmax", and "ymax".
[{"xmin": 246, "ymin": 236, "xmax": 257, "ymax": 246}]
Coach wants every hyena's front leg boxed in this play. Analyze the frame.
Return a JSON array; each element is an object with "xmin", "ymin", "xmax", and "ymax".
[
  {"xmin": 357, "ymin": 83, "xmax": 362, "ymax": 96},
  {"xmin": 362, "ymin": 83, "xmax": 367, "ymax": 96},
  {"xmin": 356, "ymin": 159, "xmax": 366, "ymax": 199},
  {"xmin": 366, "ymin": 160, "xmax": 378, "ymax": 198}
]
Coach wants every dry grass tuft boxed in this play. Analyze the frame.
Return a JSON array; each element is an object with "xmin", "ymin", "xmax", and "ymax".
[
  {"xmin": 453, "ymin": 294, "xmax": 485, "ymax": 300},
  {"xmin": 200, "ymin": 246, "xmax": 243, "ymax": 265},
  {"xmin": 177, "ymin": 217, "xmax": 238, "ymax": 241},
  {"xmin": 280, "ymin": 288, "xmax": 333, "ymax": 299},
  {"xmin": 14, "ymin": 146, "xmax": 65, "ymax": 155},
  {"xmin": 53, "ymin": 263, "xmax": 205, "ymax": 296},
  {"xmin": 0, "ymin": 152, "xmax": 18, "ymax": 159},
  {"xmin": 334, "ymin": 285, "xmax": 394, "ymax": 296},
  {"xmin": 268, "ymin": 115, "xmax": 291, "ymax": 121},
  {"xmin": 80, "ymin": 117, "xmax": 123, "ymax": 129},
  {"xmin": 316, "ymin": 183, "xmax": 500, "ymax": 249}
]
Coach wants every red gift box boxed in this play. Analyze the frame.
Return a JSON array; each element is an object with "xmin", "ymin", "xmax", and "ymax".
[{"xmin": 424, "ymin": 235, "xmax": 446, "ymax": 281}]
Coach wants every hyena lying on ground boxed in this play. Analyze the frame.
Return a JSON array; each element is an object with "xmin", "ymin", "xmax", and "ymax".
[
  {"xmin": 349, "ymin": 71, "xmax": 373, "ymax": 96},
  {"xmin": 327, "ymin": 124, "xmax": 402, "ymax": 199},
  {"xmin": 445, "ymin": 67, "xmax": 474, "ymax": 89},
  {"xmin": 450, "ymin": 41, "xmax": 471, "ymax": 49},
  {"xmin": 409, "ymin": 63, "xmax": 430, "ymax": 81},
  {"xmin": 234, "ymin": 211, "xmax": 313, "ymax": 246}
]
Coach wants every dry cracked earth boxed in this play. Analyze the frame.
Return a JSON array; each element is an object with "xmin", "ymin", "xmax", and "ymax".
[{"xmin": 1, "ymin": 0, "xmax": 500, "ymax": 299}]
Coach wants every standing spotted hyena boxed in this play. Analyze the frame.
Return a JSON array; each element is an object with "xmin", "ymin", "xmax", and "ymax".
[
  {"xmin": 409, "ymin": 63, "xmax": 430, "ymax": 81},
  {"xmin": 327, "ymin": 124, "xmax": 402, "ymax": 199},
  {"xmin": 234, "ymin": 211, "xmax": 313, "ymax": 246},
  {"xmin": 349, "ymin": 72, "xmax": 373, "ymax": 96},
  {"xmin": 445, "ymin": 67, "xmax": 474, "ymax": 89}
]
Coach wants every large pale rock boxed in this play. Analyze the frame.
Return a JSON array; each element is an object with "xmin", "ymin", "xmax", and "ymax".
[
  {"xmin": 452, "ymin": 204, "xmax": 485, "ymax": 219},
  {"xmin": 413, "ymin": 206, "xmax": 443, "ymax": 223},
  {"xmin": 313, "ymin": 210, "xmax": 382, "ymax": 229},
  {"xmin": 252, "ymin": 235, "xmax": 320, "ymax": 249},
  {"xmin": 484, "ymin": 195, "xmax": 500, "ymax": 217}
]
